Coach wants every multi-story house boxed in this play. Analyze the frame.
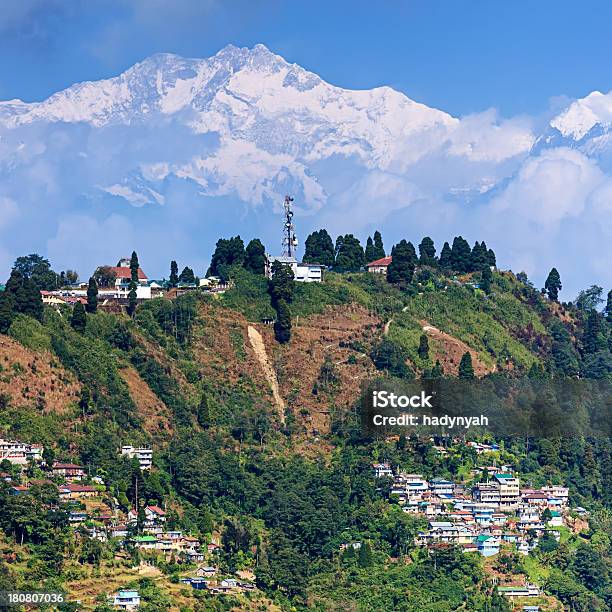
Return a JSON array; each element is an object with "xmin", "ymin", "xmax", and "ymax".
[{"xmin": 120, "ymin": 446, "xmax": 152, "ymax": 470}]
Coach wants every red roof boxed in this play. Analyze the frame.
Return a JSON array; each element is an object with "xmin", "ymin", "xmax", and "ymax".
[
  {"xmin": 110, "ymin": 266, "xmax": 147, "ymax": 280},
  {"xmin": 367, "ymin": 256, "xmax": 392, "ymax": 267},
  {"xmin": 146, "ymin": 505, "xmax": 165, "ymax": 515}
]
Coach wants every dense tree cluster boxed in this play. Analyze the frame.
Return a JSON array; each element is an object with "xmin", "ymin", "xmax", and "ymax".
[
  {"xmin": 334, "ymin": 234, "xmax": 366, "ymax": 272},
  {"xmin": 0, "ymin": 268, "xmax": 44, "ymax": 332},
  {"xmin": 208, "ymin": 236, "xmax": 246, "ymax": 279},
  {"xmin": 303, "ymin": 229, "xmax": 335, "ymax": 267},
  {"xmin": 365, "ymin": 231, "xmax": 385, "ymax": 263}
]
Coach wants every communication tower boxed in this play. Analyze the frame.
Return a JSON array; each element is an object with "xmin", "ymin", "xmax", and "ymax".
[{"xmin": 282, "ymin": 195, "xmax": 298, "ymax": 258}]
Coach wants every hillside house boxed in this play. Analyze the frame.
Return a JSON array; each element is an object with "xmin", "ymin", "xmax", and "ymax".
[
  {"xmin": 120, "ymin": 446, "xmax": 152, "ymax": 470},
  {"xmin": 131, "ymin": 535, "xmax": 157, "ymax": 550},
  {"xmin": 541, "ymin": 485, "xmax": 569, "ymax": 506},
  {"xmin": 497, "ymin": 584, "xmax": 541, "ymax": 599},
  {"xmin": 0, "ymin": 438, "xmax": 43, "ymax": 465},
  {"xmin": 58, "ymin": 484, "xmax": 97, "ymax": 500},
  {"xmin": 109, "ymin": 258, "xmax": 151, "ymax": 299},
  {"xmin": 110, "ymin": 589, "xmax": 141, "ymax": 610},
  {"xmin": 494, "ymin": 473, "xmax": 520, "ymax": 509},
  {"xmin": 547, "ymin": 511, "xmax": 563, "ymax": 527},
  {"xmin": 430, "ymin": 478, "xmax": 455, "ymax": 496},
  {"xmin": 476, "ymin": 535, "xmax": 500, "ymax": 557},
  {"xmin": 144, "ymin": 505, "xmax": 166, "ymax": 525},
  {"xmin": 473, "ymin": 482, "xmax": 500, "ymax": 504},
  {"xmin": 372, "ymin": 463, "xmax": 393, "ymax": 478},
  {"xmin": 367, "ymin": 256, "xmax": 392, "ymax": 274},
  {"xmin": 264, "ymin": 255, "xmax": 323, "ymax": 282},
  {"xmin": 52, "ymin": 462, "xmax": 86, "ymax": 481}
]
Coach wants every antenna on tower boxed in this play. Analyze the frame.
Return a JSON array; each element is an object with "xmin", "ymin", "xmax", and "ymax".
[{"xmin": 282, "ymin": 195, "xmax": 298, "ymax": 258}]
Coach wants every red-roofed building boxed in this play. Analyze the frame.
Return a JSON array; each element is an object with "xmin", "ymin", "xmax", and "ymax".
[
  {"xmin": 367, "ymin": 256, "xmax": 392, "ymax": 275},
  {"xmin": 144, "ymin": 505, "xmax": 166, "ymax": 525},
  {"xmin": 107, "ymin": 258, "xmax": 151, "ymax": 299}
]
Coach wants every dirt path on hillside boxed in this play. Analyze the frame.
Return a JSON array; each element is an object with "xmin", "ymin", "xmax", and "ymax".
[
  {"xmin": 247, "ymin": 326, "xmax": 286, "ymax": 423},
  {"xmin": 383, "ymin": 306, "xmax": 409, "ymax": 336},
  {"xmin": 420, "ymin": 321, "xmax": 491, "ymax": 376}
]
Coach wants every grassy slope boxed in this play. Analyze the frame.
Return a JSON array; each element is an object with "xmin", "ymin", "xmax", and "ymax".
[{"xmin": 388, "ymin": 280, "xmax": 547, "ymax": 371}]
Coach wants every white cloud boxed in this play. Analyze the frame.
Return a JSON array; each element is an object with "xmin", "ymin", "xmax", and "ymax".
[
  {"xmin": 490, "ymin": 147, "xmax": 605, "ymax": 226},
  {"xmin": 47, "ymin": 213, "xmax": 135, "ymax": 277}
]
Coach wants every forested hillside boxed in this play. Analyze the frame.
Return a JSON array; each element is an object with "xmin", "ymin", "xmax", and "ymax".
[{"xmin": 0, "ymin": 235, "xmax": 610, "ymax": 611}]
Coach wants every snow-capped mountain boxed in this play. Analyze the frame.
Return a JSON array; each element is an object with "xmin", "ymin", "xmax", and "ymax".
[{"xmin": 0, "ymin": 44, "xmax": 610, "ymax": 295}]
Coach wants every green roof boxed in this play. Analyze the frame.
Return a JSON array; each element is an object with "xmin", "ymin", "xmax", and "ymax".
[{"xmin": 132, "ymin": 535, "xmax": 156, "ymax": 542}]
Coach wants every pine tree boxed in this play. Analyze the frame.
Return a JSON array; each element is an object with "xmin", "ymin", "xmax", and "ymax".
[
  {"xmin": 169, "ymin": 261, "xmax": 179, "ymax": 288},
  {"xmin": 86, "ymin": 277, "xmax": 98, "ymax": 313},
  {"xmin": 244, "ymin": 238, "xmax": 266, "ymax": 275},
  {"xmin": 365, "ymin": 236, "xmax": 376, "ymax": 263},
  {"xmin": 197, "ymin": 393, "xmax": 210, "ymax": 428},
  {"xmin": 439, "ymin": 242, "xmax": 452, "ymax": 269},
  {"xmin": 487, "ymin": 248, "xmax": 497, "ymax": 267},
  {"xmin": 127, "ymin": 282, "xmax": 137, "ymax": 317},
  {"xmin": 481, "ymin": 267, "xmax": 493, "ymax": 295},
  {"xmin": 6, "ymin": 270, "xmax": 43, "ymax": 322},
  {"xmin": 274, "ymin": 299, "xmax": 292, "ymax": 343},
  {"xmin": 357, "ymin": 541, "xmax": 373, "ymax": 568},
  {"xmin": 544, "ymin": 268, "xmax": 562, "ymax": 301},
  {"xmin": 405, "ymin": 241, "xmax": 418, "ymax": 267},
  {"xmin": 458, "ymin": 351, "xmax": 475, "ymax": 379},
  {"xmin": 470, "ymin": 241, "xmax": 489, "ymax": 271},
  {"xmin": 605, "ymin": 289, "xmax": 612, "ymax": 323},
  {"xmin": 269, "ymin": 261, "xmax": 295, "ymax": 343},
  {"xmin": 0, "ymin": 292, "xmax": 15, "ymax": 333},
  {"xmin": 129, "ymin": 251, "xmax": 139, "ymax": 283},
  {"xmin": 387, "ymin": 240, "xmax": 415, "ymax": 285},
  {"xmin": 178, "ymin": 266, "xmax": 196, "ymax": 284},
  {"xmin": 418, "ymin": 334, "xmax": 429, "ymax": 359},
  {"xmin": 450, "ymin": 236, "xmax": 472, "ymax": 273},
  {"xmin": 418, "ymin": 236, "xmax": 436, "ymax": 265},
  {"xmin": 431, "ymin": 360, "xmax": 444, "ymax": 378},
  {"xmin": 269, "ymin": 261, "xmax": 295, "ymax": 306},
  {"xmin": 583, "ymin": 310, "xmax": 605, "ymax": 354},
  {"xmin": 70, "ymin": 301, "xmax": 87, "ymax": 333},
  {"xmin": 373, "ymin": 230, "xmax": 385, "ymax": 259}
]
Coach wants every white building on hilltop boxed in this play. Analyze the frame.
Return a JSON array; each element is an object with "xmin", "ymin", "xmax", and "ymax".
[
  {"xmin": 265, "ymin": 255, "xmax": 323, "ymax": 283},
  {"xmin": 109, "ymin": 258, "xmax": 151, "ymax": 299}
]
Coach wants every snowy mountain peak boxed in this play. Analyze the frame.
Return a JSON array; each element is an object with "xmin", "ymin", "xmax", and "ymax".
[{"xmin": 550, "ymin": 90, "xmax": 612, "ymax": 140}]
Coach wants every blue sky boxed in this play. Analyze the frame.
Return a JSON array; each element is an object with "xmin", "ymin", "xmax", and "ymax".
[{"xmin": 2, "ymin": 0, "xmax": 612, "ymax": 118}]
